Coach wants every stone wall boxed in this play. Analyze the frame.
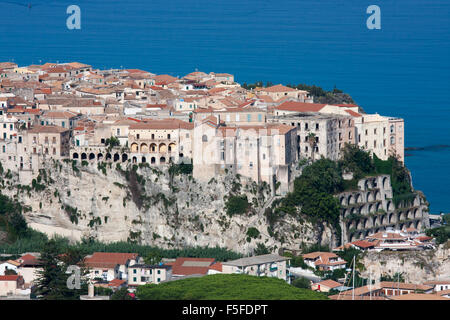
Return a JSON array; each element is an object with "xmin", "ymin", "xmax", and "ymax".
[{"xmin": 337, "ymin": 175, "xmax": 430, "ymax": 243}]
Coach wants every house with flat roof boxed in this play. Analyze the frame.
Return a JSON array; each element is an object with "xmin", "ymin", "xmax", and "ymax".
[{"xmin": 222, "ymin": 254, "xmax": 290, "ymax": 282}]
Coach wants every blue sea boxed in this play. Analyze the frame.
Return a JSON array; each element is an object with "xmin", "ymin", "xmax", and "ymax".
[{"xmin": 0, "ymin": 0, "xmax": 449, "ymax": 213}]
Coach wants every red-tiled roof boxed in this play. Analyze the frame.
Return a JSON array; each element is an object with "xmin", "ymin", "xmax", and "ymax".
[
  {"xmin": 208, "ymin": 262, "xmax": 223, "ymax": 272},
  {"xmin": 83, "ymin": 252, "xmax": 138, "ymax": 269},
  {"xmin": 275, "ymin": 101, "xmax": 326, "ymax": 112},
  {"xmin": 166, "ymin": 257, "xmax": 215, "ymax": 276},
  {"xmin": 108, "ymin": 279, "xmax": 126, "ymax": 287}
]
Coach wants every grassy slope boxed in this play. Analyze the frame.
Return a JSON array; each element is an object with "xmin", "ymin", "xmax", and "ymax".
[{"xmin": 136, "ymin": 274, "xmax": 328, "ymax": 300}]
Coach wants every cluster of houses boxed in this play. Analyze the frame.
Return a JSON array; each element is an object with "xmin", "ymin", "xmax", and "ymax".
[
  {"xmin": 292, "ymin": 249, "xmax": 449, "ymax": 300},
  {"xmin": 333, "ymin": 227, "xmax": 435, "ymax": 252},
  {"xmin": 0, "ymin": 61, "xmax": 404, "ymax": 194},
  {"xmin": 0, "ymin": 252, "xmax": 290, "ymax": 299}
]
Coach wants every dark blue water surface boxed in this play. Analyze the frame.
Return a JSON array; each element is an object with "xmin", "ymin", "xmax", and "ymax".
[{"xmin": 0, "ymin": 0, "xmax": 449, "ymax": 212}]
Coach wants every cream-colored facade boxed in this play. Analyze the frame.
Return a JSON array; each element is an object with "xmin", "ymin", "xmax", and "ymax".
[
  {"xmin": 192, "ymin": 118, "xmax": 297, "ymax": 195},
  {"xmin": 127, "ymin": 265, "xmax": 172, "ymax": 286},
  {"xmin": 222, "ymin": 254, "xmax": 290, "ymax": 283},
  {"xmin": 354, "ymin": 114, "xmax": 405, "ymax": 162},
  {"xmin": 193, "ymin": 107, "xmax": 266, "ymax": 126},
  {"xmin": 269, "ymin": 112, "xmax": 356, "ymax": 161}
]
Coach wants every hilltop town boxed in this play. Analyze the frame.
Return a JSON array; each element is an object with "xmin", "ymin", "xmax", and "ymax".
[{"xmin": 0, "ymin": 61, "xmax": 448, "ymax": 301}]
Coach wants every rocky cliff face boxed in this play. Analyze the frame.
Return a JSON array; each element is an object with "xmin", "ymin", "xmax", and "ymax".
[
  {"xmin": 360, "ymin": 244, "xmax": 450, "ymax": 283},
  {"xmin": 1, "ymin": 159, "xmax": 335, "ymax": 254}
]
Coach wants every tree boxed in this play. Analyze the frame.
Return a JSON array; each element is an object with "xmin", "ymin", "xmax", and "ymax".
[
  {"xmin": 254, "ymin": 243, "xmax": 269, "ymax": 255},
  {"xmin": 144, "ymin": 249, "xmax": 162, "ymax": 265},
  {"xmin": 5, "ymin": 269, "xmax": 17, "ymax": 275},
  {"xmin": 34, "ymin": 239, "xmax": 87, "ymax": 300},
  {"xmin": 292, "ymin": 277, "xmax": 311, "ymax": 289},
  {"xmin": 111, "ymin": 287, "xmax": 134, "ymax": 300},
  {"xmin": 307, "ymin": 132, "xmax": 317, "ymax": 161}
]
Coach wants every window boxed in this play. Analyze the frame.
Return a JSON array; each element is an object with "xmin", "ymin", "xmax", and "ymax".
[
  {"xmin": 258, "ymin": 114, "xmax": 262, "ymax": 122},
  {"xmin": 167, "ymin": 134, "xmax": 171, "ymax": 139},
  {"xmin": 133, "ymin": 269, "xmax": 137, "ymax": 274},
  {"xmin": 202, "ymin": 135, "xmax": 208, "ymax": 142},
  {"xmin": 236, "ymin": 114, "xmax": 240, "ymax": 122},
  {"xmin": 157, "ymin": 270, "xmax": 161, "ymax": 275},
  {"xmin": 9, "ymin": 124, "xmax": 13, "ymax": 130},
  {"xmin": 137, "ymin": 134, "xmax": 140, "ymax": 139},
  {"xmin": 117, "ymin": 128, "xmax": 120, "ymax": 135},
  {"xmin": 52, "ymin": 137, "xmax": 56, "ymax": 144},
  {"xmin": 186, "ymin": 133, "xmax": 189, "ymax": 138},
  {"xmin": 151, "ymin": 134, "xmax": 155, "ymax": 139},
  {"xmin": 249, "ymin": 162, "xmax": 253, "ymax": 168},
  {"xmin": 157, "ymin": 278, "xmax": 160, "ymax": 283},
  {"xmin": 390, "ymin": 125, "xmax": 395, "ymax": 133},
  {"xmin": 365, "ymin": 129, "xmax": 368, "ymax": 136},
  {"xmin": 62, "ymin": 121, "xmax": 65, "ymax": 128},
  {"xmin": 247, "ymin": 114, "xmax": 251, "ymax": 122},
  {"xmin": 390, "ymin": 136, "xmax": 395, "ymax": 145},
  {"xmin": 315, "ymin": 123, "xmax": 319, "ymax": 130},
  {"xmin": 374, "ymin": 128, "xmax": 377, "ymax": 134},
  {"xmin": 305, "ymin": 123, "xmax": 308, "ymax": 130},
  {"xmin": 133, "ymin": 277, "xmax": 137, "ymax": 282}
]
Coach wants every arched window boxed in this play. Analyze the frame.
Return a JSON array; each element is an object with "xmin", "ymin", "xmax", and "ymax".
[{"xmin": 202, "ymin": 135, "xmax": 208, "ymax": 142}]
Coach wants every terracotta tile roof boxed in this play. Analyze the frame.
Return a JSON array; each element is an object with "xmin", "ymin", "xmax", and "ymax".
[
  {"xmin": 129, "ymin": 119, "xmax": 193, "ymax": 130},
  {"xmin": 389, "ymin": 293, "xmax": 448, "ymax": 300},
  {"xmin": 350, "ymin": 240, "xmax": 376, "ymax": 249},
  {"xmin": 379, "ymin": 282, "xmax": 433, "ymax": 291},
  {"xmin": 259, "ymin": 84, "xmax": 297, "ymax": 93},
  {"xmin": 275, "ymin": 101, "xmax": 326, "ymax": 112},
  {"xmin": 83, "ymin": 252, "xmax": 138, "ymax": 269},
  {"xmin": 208, "ymin": 262, "xmax": 223, "ymax": 272},
  {"xmin": 316, "ymin": 279, "xmax": 342, "ymax": 289},
  {"xmin": 108, "ymin": 279, "xmax": 126, "ymax": 287},
  {"xmin": 166, "ymin": 257, "xmax": 215, "ymax": 276},
  {"xmin": 424, "ymin": 280, "xmax": 450, "ymax": 285},
  {"xmin": 345, "ymin": 109, "xmax": 362, "ymax": 117}
]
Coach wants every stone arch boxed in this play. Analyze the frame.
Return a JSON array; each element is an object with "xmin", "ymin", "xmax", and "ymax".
[
  {"xmin": 414, "ymin": 208, "xmax": 420, "ymax": 219},
  {"xmin": 368, "ymin": 204, "xmax": 374, "ymax": 214},
  {"xmin": 73, "ymin": 152, "xmax": 79, "ymax": 159},
  {"xmin": 374, "ymin": 190, "xmax": 381, "ymax": 201},
  {"xmin": 106, "ymin": 153, "xmax": 112, "ymax": 161},
  {"xmin": 141, "ymin": 143, "xmax": 149, "ymax": 153},
  {"xmin": 97, "ymin": 153, "xmax": 103, "ymax": 161},
  {"xmin": 355, "ymin": 193, "xmax": 361, "ymax": 204},
  {"xmin": 407, "ymin": 210, "xmax": 413, "ymax": 220},
  {"xmin": 151, "ymin": 157, "xmax": 156, "ymax": 164},
  {"xmin": 179, "ymin": 153, "xmax": 184, "ymax": 158},
  {"xmin": 388, "ymin": 213, "xmax": 394, "ymax": 224},
  {"xmin": 159, "ymin": 143, "xmax": 167, "ymax": 153},
  {"xmin": 89, "ymin": 153, "xmax": 95, "ymax": 161},
  {"xmin": 350, "ymin": 207, "xmax": 356, "ymax": 215},
  {"xmin": 416, "ymin": 220, "xmax": 422, "ymax": 230},
  {"xmin": 340, "ymin": 196, "xmax": 346, "ymax": 206},
  {"xmin": 81, "ymin": 153, "xmax": 87, "ymax": 160},
  {"xmin": 150, "ymin": 143, "xmax": 157, "ymax": 152},
  {"xmin": 113, "ymin": 153, "xmax": 120, "ymax": 162},
  {"xmin": 367, "ymin": 192, "xmax": 374, "ymax": 202},
  {"xmin": 142, "ymin": 156, "xmax": 146, "ymax": 163},
  {"xmin": 375, "ymin": 202, "xmax": 381, "ymax": 212},
  {"xmin": 131, "ymin": 143, "xmax": 139, "ymax": 153},
  {"xmin": 364, "ymin": 180, "xmax": 369, "ymax": 190},
  {"xmin": 132, "ymin": 156, "xmax": 137, "ymax": 163},
  {"xmin": 386, "ymin": 201, "xmax": 393, "ymax": 212},
  {"xmin": 122, "ymin": 154, "xmax": 128, "ymax": 162},
  {"xmin": 380, "ymin": 214, "xmax": 386, "ymax": 225},
  {"xmin": 348, "ymin": 194, "xmax": 355, "ymax": 205},
  {"xmin": 160, "ymin": 156, "xmax": 166, "ymax": 164},
  {"xmin": 382, "ymin": 176, "xmax": 388, "ymax": 189},
  {"xmin": 168, "ymin": 143, "xmax": 176, "ymax": 153},
  {"xmin": 414, "ymin": 196, "xmax": 420, "ymax": 207},
  {"xmin": 372, "ymin": 216, "xmax": 377, "ymax": 227},
  {"xmin": 399, "ymin": 223, "xmax": 405, "ymax": 231}
]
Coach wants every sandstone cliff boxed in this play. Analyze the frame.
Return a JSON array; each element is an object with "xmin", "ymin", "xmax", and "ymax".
[{"xmin": 1, "ymin": 159, "xmax": 335, "ymax": 254}]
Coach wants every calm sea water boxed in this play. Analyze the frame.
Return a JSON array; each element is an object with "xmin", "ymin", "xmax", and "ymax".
[{"xmin": 0, "ymin": 0, "xmax": 449, "ymax": 213}]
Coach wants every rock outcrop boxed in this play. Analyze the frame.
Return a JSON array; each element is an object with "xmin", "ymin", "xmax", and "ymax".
[{"xmin": 1, "ymin": 159, "xmax": 334, "ymax": 254}]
